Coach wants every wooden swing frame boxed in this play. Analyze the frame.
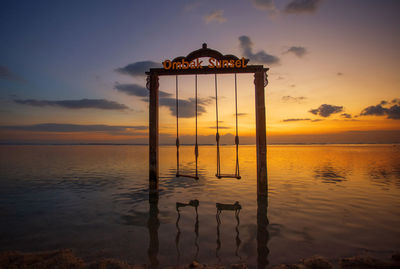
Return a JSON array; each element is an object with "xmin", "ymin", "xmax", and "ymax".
[{"xmin": 146, "ymin": 43, "xmax": 269, "ymax": 198}]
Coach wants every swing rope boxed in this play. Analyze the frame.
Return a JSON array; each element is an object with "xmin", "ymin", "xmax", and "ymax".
[
  {"xmin": 176, "ymin": 75, "xmax": 180, "ymax": 176},
  {"xmin": 215, "ymin": 73, "xmax": 241, "ymax": 179},
  {"xmin": 176, "ymin": 75, "xmax": 199, "ymax": 180},
  {"xmin": 195, "ymin": 74, "xmax": 199, "ymax": 178},
  {"xmin": 234, "ymin": 73, "xmax": 240, "ymax": 178},
  {"xmin": 215, "ymin": 74, "xmax": 221, "ymax": 177}
]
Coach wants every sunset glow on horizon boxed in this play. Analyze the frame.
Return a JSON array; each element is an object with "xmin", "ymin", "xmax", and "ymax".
[
  {"xmin": 1, "ymin": 0, "xmax": 399, "ymax": 144},
  {"xmin": 1, "ymin": 2, "xmax": 400, "ymax": 267}
]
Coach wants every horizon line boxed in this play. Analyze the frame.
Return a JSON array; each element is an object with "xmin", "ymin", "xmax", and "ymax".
[{"xmin": 1, "ymin": 142, "xmax": 399, "ymax": 146}]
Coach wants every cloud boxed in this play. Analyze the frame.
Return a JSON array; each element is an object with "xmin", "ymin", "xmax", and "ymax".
[
  {"xmin": 285, "ymin": 46, "xmax": 307, "ymax": 57},
  {"xmin": 309, "ymin": 104, "xmax": 343, "ymax": 117},
  {"xmin": 204, "ymin": 10, "xmax": 227, "ymax": 23},
  {"xmin": 282, "ymin": 118, "xmax": 322, "ymax": 122},
  {"xmin": 159, "ymin": 97, "xmax": 212, "ymax": 118},
  {"xmin": 0, "ymin": 65, "xmax": 25, "ymax": 82},
  {"xmin": 239, "ymin": 36, "xmax": 280, "ymax": 65},
  {"xmin": 285, "ymin": 0, "xmax": 322, "ymax": 14},
  {"xmin": 115, "ymin": 61, "xmax": 161, "ymax": 77},
  {"xmin": 209, "ymin": 126, "xmax": 231, "ymax": 129},
  {"xmin": 282, "ymin": 95, "xmax": 307, "ymax": 103},
  {"xmin": 184, "ymin": 0, "xmax": 202, "ymax": 11},
  {"xmin": 0, "ymin": 123, "xmax": 147, "ymax": 133},
  {"xmin": 283, "ymin": 118, "xmax": 311, "ymax": 122},
  {"xmin": 14, "ymin": 98, "xmax": 129, "ymax": 110},
  {"xmin": 360, "ymin": 100, "xmax": 400, "ymax": 120},
  {"xmin": 114, "ymin": 83, "xmax": 171, "ymax": 98},
  {"xmin": 209, "ymin": 96, "xmax": 226, "ymax": 101},
  {"xmin": 341, "ymin": 113, "xmax": 352, "ymax": 119},
  {"xmin": 391, "ymin": 98, "xmax": 400, "ymax": 105},
  {"xmin": 250, "ymin": 0, "xmax": 275, "ymax": 10},
  {"xmin": 113, "ymin": 82, "xmax": 210, "ymax": 118},
  {"xmin": 360, "ymin": 105, "xmax": 386, "ymax": 116}
]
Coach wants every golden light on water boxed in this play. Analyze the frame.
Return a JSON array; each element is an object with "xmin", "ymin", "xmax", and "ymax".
[{"xmin": 1, "ymin": 144, "xmax": 399, "ymax": 266}]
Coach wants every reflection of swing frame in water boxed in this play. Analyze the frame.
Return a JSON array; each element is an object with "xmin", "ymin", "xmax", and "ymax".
[
  {"xmin": 148, "ymin": 191, "xmax": 269, "ymax": 268},
  {"xmin": 175, "ymin": 200, "xmax": 200, "ymax": 263},
  {"xmin": 215, "ymin": 201, "xmax": 242, "ymax": 261}
]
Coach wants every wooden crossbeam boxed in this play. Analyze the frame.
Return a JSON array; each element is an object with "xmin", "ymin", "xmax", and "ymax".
[{"xmin": 147, "ymin": 66, "xmax": 268, "ymax": 76}]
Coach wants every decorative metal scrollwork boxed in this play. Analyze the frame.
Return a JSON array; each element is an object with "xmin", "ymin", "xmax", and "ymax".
[
  {"xmin": 146, "ymin": 74, "xmax": 151, "ymax": 90},
  {"xmin": 171, "ymin": 43, "xmax": 249, "ymax": 65},
  {"xmin": 264, "ymin": 70, "xmax": 269, "ymax": 87}
]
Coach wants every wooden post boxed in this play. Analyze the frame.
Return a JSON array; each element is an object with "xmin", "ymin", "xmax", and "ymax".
[
  {"xmin": 149, "ymin": 72, "xmax": 159, "ymax": 192},
  {"xmin": 255, "ymin": 70, "xmax": 269, "ymax": 269},
  {"xmin": 254, "ymin": 71, "xmax": 267, "ymax": 198}
]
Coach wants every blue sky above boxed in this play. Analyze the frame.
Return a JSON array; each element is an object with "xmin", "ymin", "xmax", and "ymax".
[{"xmin": 1, "ymin": 0, "xmax": 399, "ymax": 143}]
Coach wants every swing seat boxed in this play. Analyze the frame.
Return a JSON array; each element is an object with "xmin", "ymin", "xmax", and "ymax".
[
  {"xmin": 214, "ymin": 74, "xmax": 241, "ymax": 181},
  {"xmin": 176, "ymin": 173, "xmax": 199, "ymax": 180},
  {"xmin": 216, "ymin": 174, "xmax": 241, "ymax": 179},
  {"xmin": 174, "ymin": 75, "xmax": 200, "ymax": 181}
]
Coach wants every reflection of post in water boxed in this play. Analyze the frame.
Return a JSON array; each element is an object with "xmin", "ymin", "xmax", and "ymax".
[
  {"xmin": 175, "ymin": 200, "xmax": 200, "ymax": 263},
  {"xmin": 215, "ymin": 201, "xmax": 242, "ymax": 262},
  {"xmin": 257, "ymin": 194, "xmax": 269, "ymax": 269},
  {"xmin": 148, "ymin": 193, "xmax": 160, "ymax": 269}
]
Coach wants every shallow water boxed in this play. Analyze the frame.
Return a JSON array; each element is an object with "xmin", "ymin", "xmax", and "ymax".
[{"xmin": 0, "ymin": 145, "xmax": 399, "ymax": 268}]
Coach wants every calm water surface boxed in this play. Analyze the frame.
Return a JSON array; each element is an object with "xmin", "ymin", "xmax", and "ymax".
[{"xmin": 0, "ymin": 145, "xmax": 399, "ymax": 268}]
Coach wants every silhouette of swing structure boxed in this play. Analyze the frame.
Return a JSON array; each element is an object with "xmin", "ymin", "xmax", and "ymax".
[
  {"xmin": 146, "ymin": 43, "xmax": 268, "ymax": 197},
  {"xmin": 148, "ymin": 196, "xmax": 270, "ymax": 269}
]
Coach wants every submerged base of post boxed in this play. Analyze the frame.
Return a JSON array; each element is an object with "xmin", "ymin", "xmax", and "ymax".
[
  {"xmin": 257, "ymin": 194, "xmax": 269, "ymax": 269},
  {"xmin": 148, "ymin": 192, "xmax": 159, "ymax": 268}
]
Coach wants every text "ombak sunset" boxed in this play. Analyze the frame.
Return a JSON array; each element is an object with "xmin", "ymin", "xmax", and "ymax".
[{"xmin": 162, "ymin": 57, "xmax": 248, "ymax": 70}]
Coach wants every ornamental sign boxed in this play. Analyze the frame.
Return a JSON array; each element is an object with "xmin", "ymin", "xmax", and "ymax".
[{"xmin": 162, "ymin": 57, "xmax": 249, "ymax": 70}]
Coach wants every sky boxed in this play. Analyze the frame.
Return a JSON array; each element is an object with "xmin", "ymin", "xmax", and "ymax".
[{"xmin": 0, "ymin": 0, "xmax": 399, "ymax": 144}]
